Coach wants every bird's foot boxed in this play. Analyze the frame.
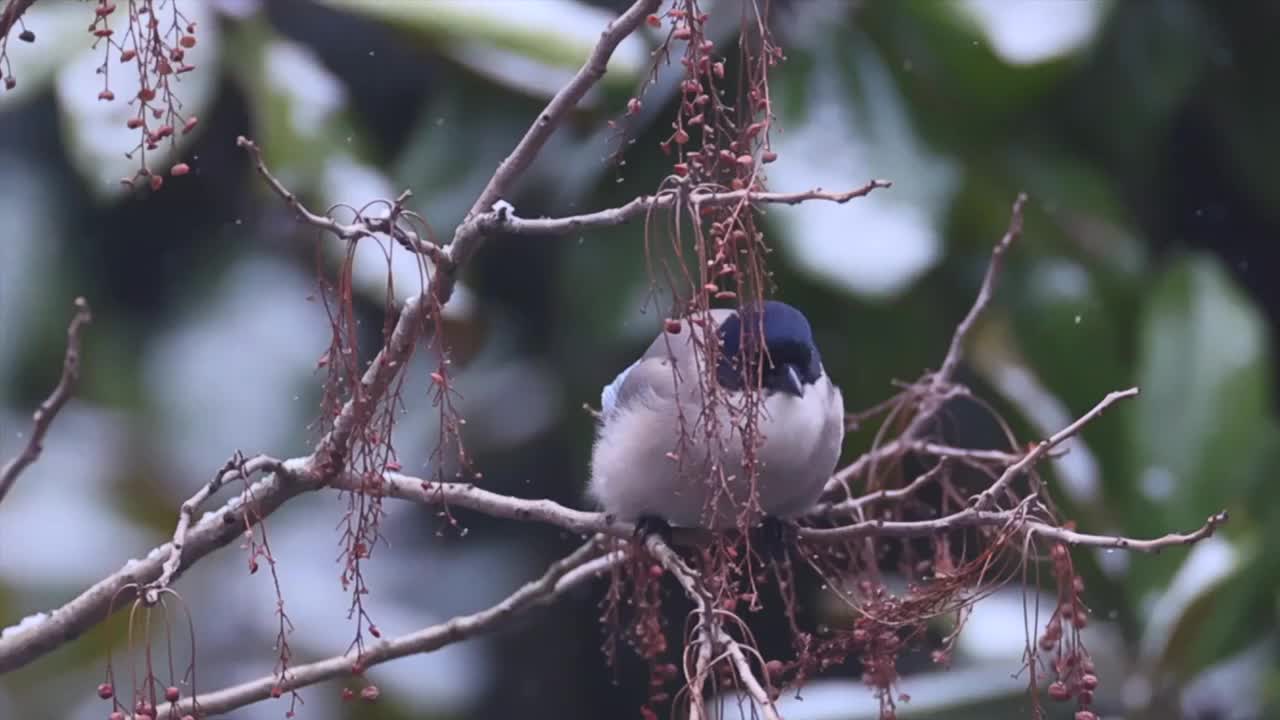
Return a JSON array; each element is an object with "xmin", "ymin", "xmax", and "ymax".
[
  {"xmin": 751, "ymin": 516, "xmax": 798, "ymax": 560},
  {"xmin": 634, "ymin": 513, "xmax": 674, "ymax": 545}
]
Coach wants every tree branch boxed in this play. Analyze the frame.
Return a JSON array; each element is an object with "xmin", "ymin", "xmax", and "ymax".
[
  {"xmin": 0, "ymin": 297, "xmax": 92, "ymax": 505},
  {"xmin": 173, "ymin": 539, "xmax": 621, "ymax": 717},
  {"xmin": 971, "ymin": 387, "xmax": 1138, "ymax": 511},
  {"xmin": 0, "ymin": 460, "xmax": 311, "ymax": 674},
  {"xmin": 798, "ymin": 505, "xmax": 1227, "ymax": 552},
  {"xmin": 482, "ymin": 180, "xmax": 892, "ymax": 236},
  {"xmin": 148, "ymin": 454, "xmax": 283, "ymax": 602},
  {"xmin": 902, "ymin": 192, "xmax": 1028, "ymax": 440},
  {"xmin": 0, "ymin": 0, "xmax": 38, "ymax": 42}
]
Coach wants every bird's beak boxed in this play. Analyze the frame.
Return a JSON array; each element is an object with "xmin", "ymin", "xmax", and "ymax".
[{"xmin": 783, "ymin": 365, "xmax": 805, "ymax": 397}]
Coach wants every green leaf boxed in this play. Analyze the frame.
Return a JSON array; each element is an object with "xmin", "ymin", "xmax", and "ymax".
[
  {"xmin": 315, "ymin": 0, "xmax": 651, "ymax": 95},
  {"xmin": 1124, "ymin": 255, "xmax": 1274, "ymax": 600},
  {"xmin": 1133, "ymin": 256, "xmax": 1271, "ymax": 522}
]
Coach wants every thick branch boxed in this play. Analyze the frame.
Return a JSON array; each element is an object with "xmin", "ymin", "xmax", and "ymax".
[
  {"xmin": 149, "ymin": 455, "xmax": 283, "ymax": 601},
  {"xmin": 0, "ymin": 461, "xmax": 311, "ymax": 674},
  {"xmin": 176, "ymin": 540, "xmax": 620, "ymax": 717},
  {"xmin": 0, "ymin": 297, "xmax": 92, "ymax": 505}
]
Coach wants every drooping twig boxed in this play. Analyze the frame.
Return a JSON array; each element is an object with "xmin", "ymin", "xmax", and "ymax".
[
  {"xmin": 172, "ymin": 539, "xmax": 621, "ymax": 717},
  {"xmin": 0, "ymin": 297, "xmax": 92, "ymax": 505}
]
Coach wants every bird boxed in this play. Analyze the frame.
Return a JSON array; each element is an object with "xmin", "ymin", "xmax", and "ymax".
[{"xmin": 587, "ymin": 300, "xmax": 844, "ymax": 532}]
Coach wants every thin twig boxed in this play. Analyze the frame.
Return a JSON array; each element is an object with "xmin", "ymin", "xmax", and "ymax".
[
  {"xmin": 1027, "ymin": 511, "xmax": 1229, "ymax": 551},
  {"xmin": 971, "ymin": 387, "xmax": 1138, "ymax": 511},
  {"xmin": 172, "ymin": 540, "xmax": 621, "ymax": 717},
  {"xmin": 902, "ymin": 192, "xmax": 1028, "ymax": 440},
  {"xmin": 483, "ymin": 180, "xmax": 892, "ymax": 236},
  {"xmin": 817, "ymin": 458, "xmax": 950, "ymax": 517},
  {"xmin": 0, "ymin": 297, "xmax": 92, "ymax": 505},
  {"xmin": 799, "ymin": 506, "xmax": 1227, "ymax": 551},
  {"xmin": 237, "ymin": 137, "xmax": 445, "ymax": 263},
  {"xmin": 147, "ymin": 454, "xmax": 284, "ymax": 602},
  {"xmin": 442, "ymin": 0, "xmax": 666, "ymax": 293}
]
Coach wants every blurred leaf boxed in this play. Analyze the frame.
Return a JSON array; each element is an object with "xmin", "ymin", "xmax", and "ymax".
[
  {"xmin": 1125, "ymin": 255, "xmax": 1274, "ymax": 598},
  {"xmin": 1132, "ymin": 256, "xmax": 1271, "ymax": 522},
  {"xmin": 316, "ymin": 0, "xmax": 652, "ymax": 98},
  {"xmin": 769, "ymin": 34, "xmax": 958, "ymax": 300},
  {"xmin": 53, "ymin": 0, "xmax": 220, "ymax": 199},
  {"xmin": 1155, "ymin": 537, "xmax": 1279, "ymax": 682},
  {"xmin": 952, "ymin": 0, "xmax": 1113, "ymax": 67}
]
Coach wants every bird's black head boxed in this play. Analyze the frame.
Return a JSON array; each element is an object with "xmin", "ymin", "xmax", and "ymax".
[{"xmin": 717, "ymin": 300, "xmax": 823, "ymax": 397}]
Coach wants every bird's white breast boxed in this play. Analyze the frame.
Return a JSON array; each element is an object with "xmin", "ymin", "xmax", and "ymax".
[{"xmin": 588, "ymin": 374, "xmax": 843, "ymax": 529}]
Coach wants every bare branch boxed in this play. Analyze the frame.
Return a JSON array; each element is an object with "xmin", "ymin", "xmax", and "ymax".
[
  {"xmin": 0, "ymin": 297, "xmax": 92, "ymax": 505},
  {"xmin": 484, "ymin": 179, "xmax": 892, "ymax": 236},
  {"xmin": 799, "ymin": 505, "xmax": 1228, "ymax": 552},
  {"xmin": 175, "ymin": 540, "xmax": 621, "ymax": 717},
  {"xmin": 359, "ymin": 471, "xmax": 632, "ymax": 537},
  {"xmin": 148, "ymin": 454, "xmax": 283, "ymax": 602},
  {"xmin": 721, "ymin": 628, "xmax": 783, "ymax": 720},
  {"xmin": 0, "ymin": 460, "xmax": 311, "ymax": 674},
  {"xmin": 236, "ymin": 137, "xmax": 445, "ymax": 263},
  {"xmin": 457, "ymin": 0, "xmax": 666, "ymax": 227},
  {"xmin": 903, "ymin": 192, "xmax": 1028, "ymax": 439},
  {"xmin": 1027, "ymin": 511, "xmax": 1229, "ymax": 551},
  {"xmin": 817, "ymin": 458, "xmax": 950, "ymax": 517},
  {"xmin": 971, "ymin": 387, "xmax": 1138, "ymax": 511}
]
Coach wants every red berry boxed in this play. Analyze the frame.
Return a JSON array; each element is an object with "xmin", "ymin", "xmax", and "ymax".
[
  {"xmin": 360, "ymin": 685, "xmax": 380, "ymax": 702},
  {"xmin": 97, "ymin": 683, "xmax": 114, "ymax": 699},
  {"xmin": 646, "ymin": 14, "xmax": 660, "ymax": 27},
  {"xmin": 170, "ymin": 162, "xmax": 190, "ymax": 177},
  {"xmin": 1048, "ymin": 681, "xmax": 1070, "ymax": 701},
  {"xmin": 149, "ymin": 174, "xmax": 164, "ymax": 191},
  {"xmin": 179, "ymin": 35, "xmax": 197, "ymax": 48},
  {"xmin": 165, "ymin": 686, "xmax": 181, "ymax": 702}
]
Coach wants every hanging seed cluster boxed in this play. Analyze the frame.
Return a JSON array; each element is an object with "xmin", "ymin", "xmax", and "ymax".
[{"xmin": 85, "ymin": 0, "xmax": 200, "ymax": 190}]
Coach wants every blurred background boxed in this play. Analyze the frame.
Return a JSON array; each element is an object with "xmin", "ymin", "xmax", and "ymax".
[{"xmin": 1, "ymin": 0, "xmax": 1277, "ymax": 718}]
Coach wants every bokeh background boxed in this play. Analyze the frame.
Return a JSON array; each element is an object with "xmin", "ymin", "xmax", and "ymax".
[{"xmin": 2, "ymin": 0, "xmax": 1278, "ymax": 718}]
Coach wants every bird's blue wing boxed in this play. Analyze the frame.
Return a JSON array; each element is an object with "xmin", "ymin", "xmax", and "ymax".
[{"xmin": 601, "ymin": 360, "xmax": 639, "ymax": 417}]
